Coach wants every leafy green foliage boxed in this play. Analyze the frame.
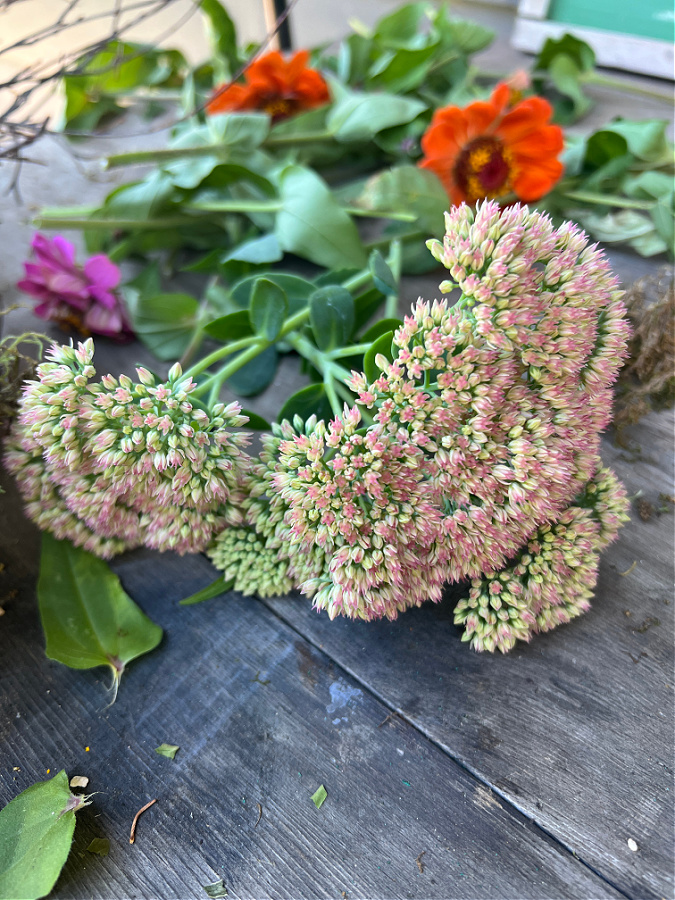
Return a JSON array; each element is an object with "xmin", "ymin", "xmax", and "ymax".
[
  {"xmin": 62, "ymin": 41, "xmax": 186, "ymax": 132},
  {"xmin": 0, "ymin": 771, "xmax": 88, "ymax": 900},
  {"xmin": 369, "ymin": 250, "xmax": 397, "ymax": 296},
  {"xmin": 226, "ymin": 345, "xmax": 278, "ymax": 396},
  {"xmin": 231, "ymin": 273, "xmax": 315, "ymax": 315},
  {"xmin": 358, "ymin": 166, "xmax": 448, "ymax": 235},
  {"xmin": 364, "ymin": 331, "xmax": 395, "ymax": 383},
  {"xmin": 86, "ymin": 838, "xmax": 110, "ymax": 857},
  {"xmin": 250, "ymin": 279, "xmax": 288, "ymax": 341},
  {"xmin": 311, "ymin": 784, "xmax": 328, "ymax": 809},
  {"xmin": 38, "ymin": 536, "xmax": 162, "ymax": 700},
  {"xmin": 310, "ymin": 286, "xmax": 355, "ymax": 351},
  {"xmin": 533, "ymin": 34, "xmax": 596, "ymax": 123},
  {"xmin": 200, "ymin": 0, "xmax": 239, "ymax": 77},
  {"xmin": 130, "ymin": 292, "xmax": 200, "ymax": 360},
  {"xmin": 278, "ymin": 383, "xmax": 334, "ymax": 424},
  {"xmin": 205, "ymin": 310, "xmax": 254, "ymax": 342},
  {"xmin": 326, "ymin": 84, "xmax": 426, "ymax": 142},
  {"xmin": 275, "ymin": 166, "xmax": 367, "ymax": 269}
]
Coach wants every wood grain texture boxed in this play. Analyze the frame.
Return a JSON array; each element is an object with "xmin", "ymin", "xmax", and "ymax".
[
  {"xmin": 0, "ymin": 467, "xmax": 621, "ymax": 899},
  {"xmin": 265, "ymin": 411, "xmax": 675, "ymax": 900}
]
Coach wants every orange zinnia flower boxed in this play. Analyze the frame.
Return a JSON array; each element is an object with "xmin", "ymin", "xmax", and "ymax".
[
  {"xmin": 207, "ymin": 50, "xmax": 330, "ymax": 122},
  {"xmin": 419, "ymin": 83, "xmax": 564, "ymax": 206}
]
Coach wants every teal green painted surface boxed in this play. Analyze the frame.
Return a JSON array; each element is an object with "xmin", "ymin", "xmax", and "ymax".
[{"xmin": 549, "ymin": 0, "xmax": 674, "ymax": 41}]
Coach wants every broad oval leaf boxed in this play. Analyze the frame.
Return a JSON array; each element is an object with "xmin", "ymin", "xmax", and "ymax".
[
  {"xmin": 249, "ymin": 278, "xmax": 288, "ymax": 342},
  {"xmin": 0, "ymin": 771, "xmax": 88, "ymax": 900},
  {"xmin": 358, "ymin": 166, "xmax": 448, "ymax": 236},
  {"xmin": 360, "ymin": 317, "xmax": 403, "ymax": 343},
  {"xmin": 310, "ymin": 286, "xmax": 355, "ymax": 352},
  {"xmin": 369, "ymin": 249, "xmax": 397, "ymax": 295},
  {"xmin": 278, "ymin": 383, "xmax": 334, "ymax": 424},
  {"xmin": 38, "ymin": 535, "xmax": 163, "ymax": 700},
  {"xmin": 223, "ymin": 233, "xmax": 282, "ymax": 265},
  {"xmin": 274, "ymin": 165, "xmax": 366, "ymax": 269},
  {"xmin": 206, "ymin": 112, "xmax": 270, "ymax": 148},
  {"xmin": 205, "ymin": 310, "xmax": 254, "ymax": 342},
  {"xmin": 327, "ymin": 89, "xmax": 426, "ymax": 142},
  {"xmin": 227, "ymin": 345, "xmax": 278, "ymax": 397},
  {"xmin": 240, "ymin": 409, "xmax": 272, "ymax": 431},
  {"xmin": 364, "ymin": 331, "xmax": 395, "ymax": 383},
  {"xmin": 231, "ymin": 273, "xmax": 314, "ymax": 315},
  {"xmin": 130, "ymin": 291, "xmax": 199, "ymax": 361}
]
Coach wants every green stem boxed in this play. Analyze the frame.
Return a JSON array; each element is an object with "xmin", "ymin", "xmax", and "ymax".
[
  {"xmin": 563, "ymin": 190, "xmax": 655, "ymax": 211},
  {"xmin": 34, "ymin": 215, "xmax": 197, "ymax": 230},
  {"xmin": 184, "ymin": 335, "xmax": 258, "ymax": 380},
  {"xmin": 106, "ymin": 144, "xmax": 229, "ymax": 168},
  {"xmin": 342, "ymin": 269, "xmax": 373, "ymax": 293},
  {"xmin": 264, "ymin": 129, "xmax": 335, "ymax": 146},
  {"xmin": 187, "ymin": 199, "xmax": 282, "ymax": 213},
  {"xmin": 344, "ymin": 206, "xmax": 417, "ymax": 222},
  {"xmin": 364, "ymin": 229, "xmax": 425, "ymax": 250},
  {"xmin": 324, "ymin": 377, "xmax": 342, "ymax": 418},
  {"xmin": 385, "ymin": 239, "xmax": 402, "ymax": 319},
  {"xmin": 328, "ymin": 343, "xmax": 372, "ymax": 359},
  {"xmin": 583, "ymin": 71, "xmax": 674, "ymax": 102}
]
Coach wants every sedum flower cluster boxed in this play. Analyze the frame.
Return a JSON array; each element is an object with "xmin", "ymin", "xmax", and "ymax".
[
  {"xmin": 6, "ymin": 202, "xmax": 632, "ymax": 653},
  {"xmin": 209, "ymin": 202, "xmax": 631, "ymax": 650},
  {"xmin": 5, "ymin": 341, "xmax": 250, "ymax": 557}
]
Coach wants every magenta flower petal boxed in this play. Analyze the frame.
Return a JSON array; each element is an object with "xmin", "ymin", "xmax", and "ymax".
[
  {"xmin": 32, "ymin": 233, "xmax": 75, "ymax": 269},
  {"xmin": 84, "ymin": 255, "xmax": 121, "ymax": 291},
  {"xmin": 16, "ymin": 277, "xmax": 49, "ymax": 300},
  {"xmin": 88, "ymin": 285, "xmax": 117, "ymax": 310}
]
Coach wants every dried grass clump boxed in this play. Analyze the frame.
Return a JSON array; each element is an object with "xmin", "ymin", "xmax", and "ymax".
[
  {"xmin": 614, "ymin": 266, "xmax": 675, "ymax": 442},
  {"xmin": 0, "ymin": 308, "xmax": 44, "ymax": 435}
]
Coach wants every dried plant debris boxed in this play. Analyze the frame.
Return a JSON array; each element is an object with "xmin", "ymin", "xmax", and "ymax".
[
  {"xmin": 69, "ymin": 776, "xmax": 89, "ymax": 789},
  {"xmin": 614, "ymin": 266, "xmax": 675, "ymax": 443},
  {"xmin": 0, "ymin": 309, "xmax": 45, "ymax": 435},
  {"xmin": 203, "ymin": 879, "xmax": 228, "ymax": 898},
  {"xmin": 87, "ymin": 837, "xmax": 110, "ymax": 856}
]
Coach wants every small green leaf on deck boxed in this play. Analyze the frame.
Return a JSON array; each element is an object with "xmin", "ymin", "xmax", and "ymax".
[
  {"xmin": 155, "ymin": 744, "xmax": 180, "ymax": 759},
  {"xmin": 86, "ymin": 838, "xmax": 110, "ymax": 857},
  {"xmin": 311, "ymin": 784, "xmax": 328, "ymax": 809},
  {"xmin": 0, "ymin": 770, "xmax": 89, "ymax": 900},
  {"xmin": 203, "ymin": 879, "xmax": 228, "ymax": 898},
  {"xmin": 37, "ymin": 535, "xmax": 163, "ymax": 703}
]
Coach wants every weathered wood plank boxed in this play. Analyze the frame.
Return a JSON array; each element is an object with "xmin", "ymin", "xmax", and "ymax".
[
  {"xmin": 0, "ymin": 468, "xmax": 623, "ymax": 899},
  {"xmin": 264, "ymin": 410, "xmax": 675, "ymax": 900}
]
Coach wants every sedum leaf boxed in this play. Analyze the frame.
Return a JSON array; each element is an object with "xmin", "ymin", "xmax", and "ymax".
[
  {"xmin": 0, "ymin": 771, "xmax": 89, "ymax": 900},
  {"xmin": 249, "ymin": 278, "xmax": 288, "ymax": 341},
  {"xmin": 309, "ymin": 286, "xmax": 355, "ymax": 352},
  {"xmin": 155, "ymin": 744, "xmax": 180, "ymax": 759},
  {"xmin": 310, "ymin": 784, "xmax": 328, "ymax": 809},
  {"xmin": 38, "ymin": 535, "xmax": 163, "ymax": 702}
]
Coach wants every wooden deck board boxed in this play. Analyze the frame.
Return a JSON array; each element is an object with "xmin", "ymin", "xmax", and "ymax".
[{"xmin": 0, "ymin": 466, "xmax": 624, "ymax": 898}]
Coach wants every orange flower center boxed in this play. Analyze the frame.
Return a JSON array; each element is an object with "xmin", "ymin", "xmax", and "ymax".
[
  {"xmin": 454, "ymin": 136, "xmax": 513, "ymax": 204},
  {"xmin": 261, "ymin": 96, "xmax": 295, "ymax": 121}
]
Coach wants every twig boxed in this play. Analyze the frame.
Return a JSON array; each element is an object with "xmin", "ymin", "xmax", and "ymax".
[
  {"xmin": 416, "ymin": 850, "xmax": 426, "ymax": 873},
  {"xmin": 129, "ymin": 798, "xmax": 157, "ymax": 844},
  {"xmin": 620, "ymin": 561, "xmax": 638, "ymax": 577},
  {"xmin": 254, "ymin": 802, "xmax": 263, "ymax": 828}
]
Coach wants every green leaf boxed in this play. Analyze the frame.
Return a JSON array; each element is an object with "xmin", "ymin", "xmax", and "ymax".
[
  {"xmin": 274, "ymin": 165, "xmax": 367, "ymax": 269},
  {"xmin": 278, "ymin": 384, "xmax": 334, "ymax": 424},
  {"xmin": 249, "ymin": 278, "xmax": 288, "ymax": 342},
  {"xmin": 310, "ymin": 286, "xmax": 355, "ymax": 352},
  {"xmin": 227, "ymin": 345, "xmax": 278, "ymax": 396},
  {"xmin": 207, "ymin": 112, "xmax": 270, "ymax": 149},
  {"xmin": 366, "ymin": 44, "xmax": 437, "ymax": 93},
  {"xmin": 547, "ymin": 54, "xmax": 593, "ymax": 121},
  {"xmin": 205, "ymin": 310, "xmax": 254, "ymax": 342},
  {"xmin": 311, "ymin": 784, "xmax": 327, "ymax": 809},
  {"xmin": 38, "ymin": 535, "xmax": 162, "ymax": 701},
  {"xmin": 358, "ymin": 166, "xmax": 447, "ymax": 236},
  {"xmin": 604, "ymin": 119, "xmax": 669, "ymax": 163},
  {"xmin": 223, "ymin": 233, "xmax": 282, "ymax": 265},
  {"xmin": 373, "ymin": 3, "xmax": 428, "ymax": 46},
  {"xmin": 364, "ymin": 331, "xmax": 395, "ymax": 383},
  {"xmin": 441, "ymin": 17, "xmax": 495, "ymax": 55},
  {"xmin": 100, "ymin": 170, "xmax": 174, "ymax": 221},
  {"xmin": 132, "ymin": 292, "xmax": 199, "ymax": 360},
  {"xmin": 200, "ymin": 0, "xmax": 238, "ymax": 74},
  {"xmin": 240, "ymin": 409, "xmax": 272, "ymax": 431},
  {"xmin": 534, "ymin": 33, "xmax": 595, "ymax": 73},
  {"xmin": 203, "ymin": 879, "xmax": 228, "ymax": 899},
  {"xmin": 231, "ymin": 273, "xmax": 315, "ymax": 315},
  {"xmin": 87, "ymin": 838, "xmax": 110, "ymax": 857},
  {"xmin": 360, "ymin": 318, "xmax": 403, "ymax": 342},
  {"xmin": 327, "ymin": 87, "xmax": 427, "ymax": 142},
  {"xmin": 179, "ymin": 575, "xmax": 234, "ymax": 606},
  {"xmin": 155, "ymin": 744, "xmax": 180, "ymax": 759},
  {"xmin": 369, "ymin": 250, "xmax": 397, "ymax": 296},
  {"xmin": 0, "ymin": 771, "xmax": 88, "ymax": 900}
]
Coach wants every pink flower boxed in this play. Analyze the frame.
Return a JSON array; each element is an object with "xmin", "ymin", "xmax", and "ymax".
[{"xmin": 17, "ymin": 233, "xmax": 133, "ymax": 341}]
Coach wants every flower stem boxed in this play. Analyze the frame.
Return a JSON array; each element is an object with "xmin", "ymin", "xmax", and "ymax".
[
  {"xmin": 385, "ymin": 239, "xmax": 402, "ymax": 319},
  {"xmin": 105, "ymin": 145, "xmax": 230, "ymax": 168},
  {"xmin": 563, "ymin": 190, "xmax": 655, "ymax": 211},
  {"xmin": 582, "ymin": 71, "xmax": 674, "ymax": 102},
  {"xmin": 34, "ymin": 215, "xmax": 196, "ymax": 231},
  {"xmin": 264, "ymin": 129, "xmax": 335, "ymax": 146}
]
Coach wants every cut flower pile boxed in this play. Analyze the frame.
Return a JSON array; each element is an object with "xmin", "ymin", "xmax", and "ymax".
[{"xmin": 8, "ymin": 202, "xmax": 631, "ymax": 653}]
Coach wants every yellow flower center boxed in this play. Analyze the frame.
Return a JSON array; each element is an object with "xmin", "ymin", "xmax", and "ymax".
[
  {"xmin": 261, "ymin": 97, "xmax": 294, "ymax": 120},
  {"xmin": 454, "ymin": 136, "xmax": 513, "ymax": 204}
]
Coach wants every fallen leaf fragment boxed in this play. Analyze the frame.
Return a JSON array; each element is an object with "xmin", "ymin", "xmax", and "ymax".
[
  {"xmin": 254, "ymin": 802, "xmax": 263, "ymax": 827},
  {"xmin": 311, "ymin": 785, "xmax": 327, "ymax": 809},
  {"xmin": 87, "ymin": 838, "xmax": 110, "ymax": 857},
  {"xmin": 203, "ymin": 878, "xmax": 228, "ymax": 898},
  {"xmin": 416, "ymin": 850, "xmax": 426, "ymax": 873},
  {"xmin": 155, "ymin": 743, "xmax": 180, "ymax": 759},
  {"xmin": 70, "ymin": 776, "xmax": 89, "ymax": 789},
  {"xmin": 129, "ymin": 798, "xmax": 157, "ymax": 844}
]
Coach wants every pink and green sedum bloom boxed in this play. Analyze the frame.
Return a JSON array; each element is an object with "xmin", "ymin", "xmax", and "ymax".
[{"xmin": 17, "ymin": 233, "xmax": 133, "ymax": 340}]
